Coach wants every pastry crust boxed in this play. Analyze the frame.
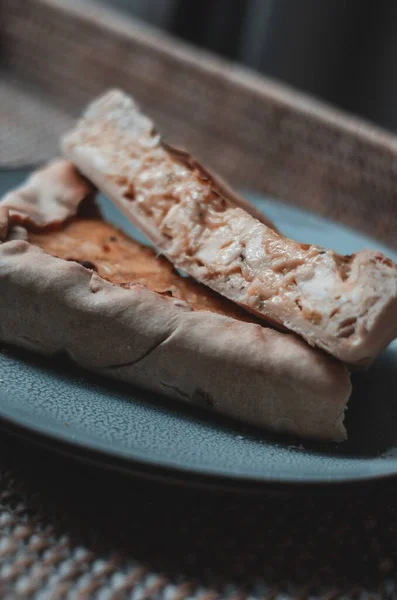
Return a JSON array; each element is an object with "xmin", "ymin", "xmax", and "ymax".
[
  {"xmin": 62, "ymin": 89, "xmax": 397, "ymax": 367},
  {"xmin": 0, "ymin": 160, "xmax": 351, "ymax": 441},
  {"xmin": 1, "ymin": 158, "xmax": 94, "ymax": 230}
]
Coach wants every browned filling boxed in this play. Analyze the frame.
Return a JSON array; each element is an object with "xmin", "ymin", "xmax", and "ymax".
[{"xmin": 28, "ymin": 217, "xmax": 258, "ymax": 323}]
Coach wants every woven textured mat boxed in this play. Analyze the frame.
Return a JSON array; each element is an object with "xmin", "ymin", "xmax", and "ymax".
[
  {"xmin": 0, "ymin": 78, "xmax": 73, "ymax": 167},
  {"xmin": 1, "ymin": 432, "xmax": 397, "ymax": 600},
  {"xmin": 2, "ymin": 1, "xmax": 397, "ymax": 598}
]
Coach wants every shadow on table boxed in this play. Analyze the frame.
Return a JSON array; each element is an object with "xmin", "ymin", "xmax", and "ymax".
[
  {"xmin": 0, "ymin": 430, "xmax": 396, "ymax": 597},
  {"xmin": 344, "ymin": 344, "xmax": 397, "ymax": 455}
]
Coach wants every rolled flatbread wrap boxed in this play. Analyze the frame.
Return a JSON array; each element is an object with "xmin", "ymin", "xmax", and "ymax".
[{"xmin": 0, "ymin": 160, "xmax": 351, "ymax": 441}]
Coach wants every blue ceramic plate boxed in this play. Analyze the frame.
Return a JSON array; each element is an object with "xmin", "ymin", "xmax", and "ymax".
[{"xmin": 1, "ymin": 168, "xmax": 397, "ymax": 488}]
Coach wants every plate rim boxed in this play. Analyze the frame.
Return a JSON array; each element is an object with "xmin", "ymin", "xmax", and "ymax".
[
  {"xmin": 2, "ymin": 407, "xmax": 397, "ymax": 490},
  {"xmin": 2, "ymin": 384, "xmax": 397, "ymax": 488}
]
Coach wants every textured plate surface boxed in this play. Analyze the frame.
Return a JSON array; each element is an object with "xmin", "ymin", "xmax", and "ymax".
[{"xmin": 1, "ymin": 168, "xmax": 397, "ymax": 486}]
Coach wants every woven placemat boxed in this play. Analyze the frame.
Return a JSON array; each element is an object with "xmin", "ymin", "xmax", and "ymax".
[
  {"xmin": 2, "ymin": 430, "xmax": 397, "ymax": 600},
  {"xmin": 0, "ymin": 77, "xmax": 73, "ymax": 167}
]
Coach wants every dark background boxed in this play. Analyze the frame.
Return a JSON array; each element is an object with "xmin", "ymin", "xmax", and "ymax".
[{"xmin": 95, "ymin": 0, "xmax": 397, "ymax": 133}]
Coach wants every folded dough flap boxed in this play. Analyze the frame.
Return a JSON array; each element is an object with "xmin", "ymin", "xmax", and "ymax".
[
  {"xmin": 28, "ymin": 213, "xmax": 258, "ymax": 323},
  {"xmin": 0, "ymin": 159, "xmax": 95, "ymax": 231}
]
